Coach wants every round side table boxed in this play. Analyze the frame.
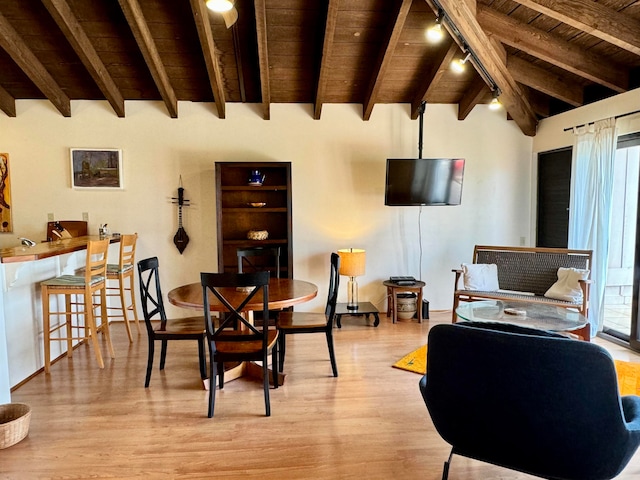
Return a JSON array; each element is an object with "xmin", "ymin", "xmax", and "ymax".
[{"xmin": 383, "ymin": 280, "xmax": 426, "ymax": 324}]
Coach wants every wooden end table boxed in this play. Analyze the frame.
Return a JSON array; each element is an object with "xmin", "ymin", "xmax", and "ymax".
[{"xmin": 383, "ymin": 280, "xmax": 426, "ymax": 323}]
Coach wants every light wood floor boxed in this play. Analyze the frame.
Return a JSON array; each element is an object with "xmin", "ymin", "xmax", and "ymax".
[{"xmin": 4, "ymin": 311, "xmax": 640, "ymax": 479}]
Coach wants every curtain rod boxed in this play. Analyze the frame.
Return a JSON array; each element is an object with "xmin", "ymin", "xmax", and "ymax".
[{"xmin": 563, "ymin": 109, "xmax": 640, "ymax": 132}]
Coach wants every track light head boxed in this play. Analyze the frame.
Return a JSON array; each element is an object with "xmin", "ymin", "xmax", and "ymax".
[
  {"xmin": 206, "ymin": 0, "xmax": 234, "ymax": 13},
  {"xmin": 489, "ymin": 88, "xmax": 502, "ymax": 110},
  {"xmin": 451, "ymin": 52, "xmax": 472, "ymax": 73},
  {"xmin": 426, "ymin": 9, "xmax": 445, "ymax": 43}
]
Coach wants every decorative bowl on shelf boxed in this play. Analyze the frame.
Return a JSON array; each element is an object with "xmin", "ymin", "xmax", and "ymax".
[
  {"xmin": 247, "ymin": 230, "xmax": 269, "ymax": 241},
  {"xmin": 248, "ymin": 202, "xmax": 266, "ymax": 208}
]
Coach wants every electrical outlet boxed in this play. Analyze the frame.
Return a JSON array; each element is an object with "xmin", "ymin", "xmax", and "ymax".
[
  {"xmin": 520, "ymin": 236, "xmax": 526, "ymax": 246},
  {"xmin": 82, "ymin": 212, "xmax": 89, "ymax": 222},
  {"xmin": 47, "ymin": 213, "xmax": 54, "ymax": 221}
]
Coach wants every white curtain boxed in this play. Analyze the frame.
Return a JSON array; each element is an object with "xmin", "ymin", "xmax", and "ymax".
[{"xmin": 569, "ymin": 118, "xmax": 618, "ymax": 337}]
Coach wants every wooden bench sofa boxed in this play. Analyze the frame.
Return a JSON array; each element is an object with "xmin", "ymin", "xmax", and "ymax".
[{"xmin": 452, "ymin": 245, "xmax": 593, "ymax": 340}]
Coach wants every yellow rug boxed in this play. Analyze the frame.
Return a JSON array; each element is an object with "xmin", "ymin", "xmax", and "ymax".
[
  {"xmin": 615, "ymin": 360, "xmax": 640, "ymax": 396},
  {"xmin": 392, "ymin": 344, "xmax": 427, "ymax": 374},
  {"xmin": 394, "ymin": 347, "xmax": 640, "ymax": 395}
]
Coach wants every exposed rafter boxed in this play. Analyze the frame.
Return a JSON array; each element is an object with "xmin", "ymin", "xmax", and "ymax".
[
  {"xmin": 117, "ymin": 0, "xmax": 178, "ymax": 118},
  {"xmin": 41, "ymin": 0, "xmax": 125, "ymax": 118},
  {"xmin": 0, "ymin": 84, "xmax": 16, "ymax": 117},
  {"xmin": 363, "ymin": 0, "xmax": 413, "ymax": 121},
  {"xmin": 189, "ymin": 0, "xmax": 226, "ymax": 119},
  {"xmin": 507, "ymin": 55, "xmax": 583, "ymax": 107},
  {"xmin": 0, "ymin": 12, "xmax": 71, "ymax": 117},
  {"xmin": 511, "ymin": 0, "xmax": 640, "ymax": 57},
  {"xmin": 458, "ymin": 78, "xmax": 489, "ymax": 120},
  {"xmin": 411, "ymin": 38, "xmax": 457, "ymax": 119},
  {"xmin": 427, "ymin": 0, "xmax": 538, "ymax": 136},
  {"xmin": 254, "ymin": 0, "xmax": 270, "ymax": 120},
  {"xmin": 477, "ymin": 5, "xmax": 628, "ymax": 94},
  {"xmin": 314, "ymin": 0, "xmax": 339, "ymax": 120}
]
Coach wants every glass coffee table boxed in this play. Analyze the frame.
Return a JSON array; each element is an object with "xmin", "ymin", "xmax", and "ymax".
[{"xmin": 455, "ymin": 300, "xmax": 589, "ymax": 338}]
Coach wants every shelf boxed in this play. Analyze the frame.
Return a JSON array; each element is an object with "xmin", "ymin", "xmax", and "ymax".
[
  {"xmin": 222, "ymin": 239, "xmax": 288, "ymax": 246},
  {"xmin": 222, "ymin": 208, "xmax": 287, "ymax": 213},
  {"xmin": 221, "ymin": 185, "xmax": 287, "ymax": 191}
]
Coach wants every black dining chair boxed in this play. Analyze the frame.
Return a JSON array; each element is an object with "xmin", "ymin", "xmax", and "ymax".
[
  {"xmin": 237, "ymin": 246, "xmax": 282, "ymax": 327},
  {"xmin": 200, "ymin": 271, "xmax": 279, "ymax": 418},
  {"xmin": 237, "ymin": 246, "xmax": 281, "ymax": 278},
  {"xmin": 276, "ymin": 252, "xmax": 340, "ymax": 376},
  {"xmin": 137, "ymin": 257, "xmax": 206, "ymax": 388}
]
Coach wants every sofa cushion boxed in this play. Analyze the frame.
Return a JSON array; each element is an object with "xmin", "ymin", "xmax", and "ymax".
[
  {"xmin": 544, "ymin": 267, "xmax": 589, "ymax": 302},
  {"xmin": 462, "ymin": 263, "xmax": 499, "ymax": 291}
]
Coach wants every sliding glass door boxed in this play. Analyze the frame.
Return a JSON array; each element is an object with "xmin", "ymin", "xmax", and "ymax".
[{"xmin": 602, "ymin": 134, "xmax": 640, "ymax": 346}]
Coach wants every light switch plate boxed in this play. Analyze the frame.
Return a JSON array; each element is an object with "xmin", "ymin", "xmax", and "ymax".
[
  {"xmin": 47, "ymin": 213, "xmax": 54, "ymax": 221},
  {"xmin": 82, "ymin": 212, "xmax": 89, "ymax": 222}
]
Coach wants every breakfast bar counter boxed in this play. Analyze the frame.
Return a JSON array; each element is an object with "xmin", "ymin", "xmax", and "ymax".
[
  {"xmin": 0, "ymin": 236, "xmax": 120, "ymax": 402},
  {"xmin": 0, "ymin": 235, "xmax": 119, "ymax": 263}
]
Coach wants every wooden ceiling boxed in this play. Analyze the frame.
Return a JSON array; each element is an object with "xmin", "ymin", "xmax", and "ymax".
[{"xmin": 0, "ymin": 0, "xmax": 639, "ymax": 136}]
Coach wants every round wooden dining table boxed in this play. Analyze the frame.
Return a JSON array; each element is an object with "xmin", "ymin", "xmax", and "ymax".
[
  {"xmin": 167, "ymin": 278, "xmax": 318, "ymax": 312},
  {"xmin": 167, "ymin": 277, "xmax": 318, "ymax": 387}
]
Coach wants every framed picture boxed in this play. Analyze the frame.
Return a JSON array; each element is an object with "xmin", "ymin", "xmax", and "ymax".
[
  {"xmin": 0, "ymin": 153, "xmax": 12, "ymax": 233},
  {"xmin": 70, "ymin": 148, "xmax": 123, "ymax": 189}
]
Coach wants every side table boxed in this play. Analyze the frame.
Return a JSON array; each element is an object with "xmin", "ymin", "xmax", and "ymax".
[
  {"xmin": 383, "ymin": 280, "xmax": 426, "ymax": 323},
  {"xmin": 335, "ymin": 302, "xmax": 380, "ymax": 328}
]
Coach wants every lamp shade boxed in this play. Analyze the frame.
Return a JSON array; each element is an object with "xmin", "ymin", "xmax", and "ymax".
[{"xmin": 338, "ymin": 248, "xmax": 366, "ymax": 277}]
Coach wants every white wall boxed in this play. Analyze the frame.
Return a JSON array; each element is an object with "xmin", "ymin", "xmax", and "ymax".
[
  {"xmin": 534, "ymin": 88, "xmax": 640, "ymax": 155},
  {"xmin": 0, "ymin": 100, "xmax": 532, "ymax": 314}
]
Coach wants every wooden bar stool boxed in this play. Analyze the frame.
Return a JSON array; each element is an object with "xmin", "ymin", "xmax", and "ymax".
[
  {"xmin": 105, "ymin": 234, "xmax": 140, "ymax": 342},
  {"xmin": 41, "ymin": 239, "xmax": 114, "ymax": 373}
]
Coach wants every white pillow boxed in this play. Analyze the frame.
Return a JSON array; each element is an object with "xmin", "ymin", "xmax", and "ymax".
[
  {"xmin": 544, "ymin": 267, "xmax": 589, "ymax": 302},
  {"xmin": 462, "ymin": 263, "xmax": 499, "ymax": 291}
]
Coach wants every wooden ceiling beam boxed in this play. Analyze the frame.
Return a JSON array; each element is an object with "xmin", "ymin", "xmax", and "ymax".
[
  {"xmin": 507, "ymin": 55, "xmax": 583, "ymax": 107},
  {"xmin": 477, "ymin": 5, "xmax": 628, "ymax": 94},
  {"xmin": 41, "ymin": 0, "xmax": 125, "ymax": 118},
  {"xmin": 521, "ymin": 85, "xmax": 550, "ymax": 118},
  {"xmin": 411, "ymin": 38, "xmax": 457, "ymax": 119},
  {"xmin": 0, "ymin": 84, "xmax": 16, "ymax": 117},
  {"xmin": 511, "ymin": 0, "xmax": 640, "ymax": 57},
  {"xmin": 314, "ymin": 0, "xmax": 339, "ymax": 120},
  {"xmin": 189, "ymin": 0, "xmax": 226, "ymax": 119},
  {"xmin": 430, "ymin": 0, "xmax": 538, "ymax": 136},
  {"xmin": 254, "ymin": 0, "xmax": 270, "ymax": 120},
  {"xmin": 0, "ymin": 12, "xmax": 71, "ymax": 117},
  {"xmin": 117, "ymin": 0, "xmax": 178, "ymax": 118},
  {"xmin": 457, "ymin": 77, "xmax": 489, "ymax": 120},
  {"xmin": 363, "ymin": 0, "xmax": 413, "ymax": 121}
]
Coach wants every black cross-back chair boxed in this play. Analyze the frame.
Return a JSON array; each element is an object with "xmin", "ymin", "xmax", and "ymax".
[
  {"xmin": 237, "ymin": 246, "xmax": 282, "ymax": 327},
  {"xmin": 200, "ymin": 271, "xmax": 279, "ymax": 418},
  {"xmin": 277, "ymin": 252, "xmax": 340, "ymax": 376},
  {"xmin": 137, "ymin": 257, "xmax": 206, "ymax": 388},
  {"xmin": 237, "ymin": 246, "xmax": 281, "ymax": 278}
]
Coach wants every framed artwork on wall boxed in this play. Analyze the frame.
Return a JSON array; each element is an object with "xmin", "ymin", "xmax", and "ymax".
[
  {"xmin": 0, "ymin": 153, "xmax": 12, "ymax": 233},
  {"xmin": 70, "ymin": 148, "xmax": 123, "ymax": 189}
]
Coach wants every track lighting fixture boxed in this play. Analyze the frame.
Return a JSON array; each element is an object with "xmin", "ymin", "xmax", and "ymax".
[
  {"xmin": 451, "ymin": 52, "xmax": 471, "ymax": 73},
  {"xmin": 426, "ymin": 9, "xmax": 444, "ymax": 43}
]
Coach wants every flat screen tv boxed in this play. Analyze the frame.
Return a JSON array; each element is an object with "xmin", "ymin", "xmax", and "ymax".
[{"xmin": 385, "ymin": 158, "xmax": 465, "ymax": 206}]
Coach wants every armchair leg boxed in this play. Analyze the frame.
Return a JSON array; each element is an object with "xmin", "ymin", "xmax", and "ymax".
[{"xmin": 442, "ymin": 449, "xmax": 454, "ymax": 480}]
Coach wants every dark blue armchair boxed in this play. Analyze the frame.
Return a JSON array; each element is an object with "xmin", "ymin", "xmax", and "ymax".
[{"xmin": 420, "ymin": 321, "xmax": 640, "ymax": 480}]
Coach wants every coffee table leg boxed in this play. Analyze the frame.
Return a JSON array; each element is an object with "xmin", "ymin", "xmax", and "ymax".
[
  {"xmin": 373, "ymin": 312, "xmax": 379, "ymax": 327},
  {"xmin": 336, "ymin": 313, "xmax": 342, "ymax": 329}
]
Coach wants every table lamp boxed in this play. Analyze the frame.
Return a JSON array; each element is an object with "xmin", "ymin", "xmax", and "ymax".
[{"xmin": 337, "ymin": 248, "xmax": 366, "ymax": 310}]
